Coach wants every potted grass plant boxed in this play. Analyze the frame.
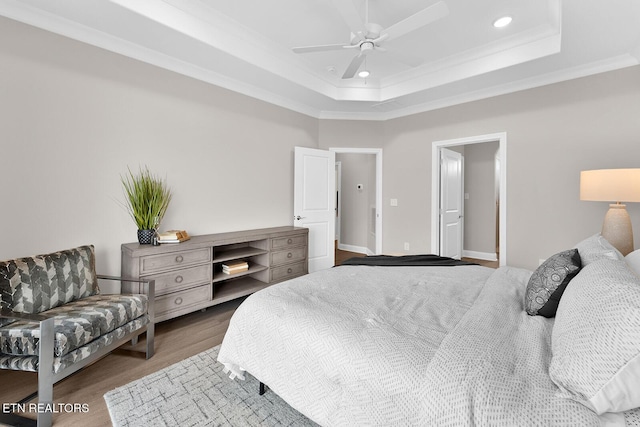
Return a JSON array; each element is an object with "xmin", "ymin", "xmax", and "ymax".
[{"xmin": 121, "ymin": 166, "xmax": 172, "ymax": 244}]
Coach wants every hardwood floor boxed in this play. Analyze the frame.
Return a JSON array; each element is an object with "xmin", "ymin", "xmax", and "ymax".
[
  {"xmin": 461, "ymin": 257, "xmax": 499, "ymax": 269},
  {"xmin": 0, "ymin": 299, "xmax": 244, "ymax": 427},
  {"xmin": 334, "ymin": 247, "xmax": 366, "ymax": 265}
]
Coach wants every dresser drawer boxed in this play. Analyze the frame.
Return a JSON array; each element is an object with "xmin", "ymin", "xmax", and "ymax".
[
  {"xmin": 155, "ymin": 285, "xmax": 211, "ymax": 318},
  {"xmin": 140, "ymin": 248, "xmax": 211, "ymax": 275},
  {"xmin": 271, "ymin": 234, "xmax": 307, "ymax": 250},
  {"xmin": 271, "ymin": 247, "xmax": 306, "ymax": 266},
  {"xmin": 271, "ymin": 261, "xmax": 306, "ymax": 282},
  {"xmin": 148, "ymin": 264, "xmax": 212, "ymax": 296}
]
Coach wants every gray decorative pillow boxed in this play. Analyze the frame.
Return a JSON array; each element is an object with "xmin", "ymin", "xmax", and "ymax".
[
  {"xmin": 549, "ymin": 258, "xmax": 640, "ymax": 414},
  {"xmin": 626, "ymin": 249, "xmax": 640, "ymax": 278},
  {"xmin": 524, "ymin": 249, "xmax": 581, "ymax": 317},
  {"xmin": 575, "ymin": 233, "xmax": 623, "ymax": 266}
]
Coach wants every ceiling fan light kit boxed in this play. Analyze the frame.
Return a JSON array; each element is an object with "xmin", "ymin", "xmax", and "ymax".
[
  {"xmin": 493, "ymin": 16, "xmax": 513, "ymax": 28},
  {"xmin": 292, "ymin": 0, "xmax": 450, "ymax": 79}
]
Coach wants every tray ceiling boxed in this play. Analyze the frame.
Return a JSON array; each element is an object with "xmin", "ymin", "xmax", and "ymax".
[{"xmin": 1, "ymin": 0, "xmax": 639, "ymax": 120}]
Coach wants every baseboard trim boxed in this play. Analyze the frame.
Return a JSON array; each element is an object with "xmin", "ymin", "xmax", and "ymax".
[
  {"xmin": 337, "ymin": 243, "xmax": 374, "ymax": 256},
  {"xmin": 462, "ymin": 250, "xmax": 498, "ymax": 261}
]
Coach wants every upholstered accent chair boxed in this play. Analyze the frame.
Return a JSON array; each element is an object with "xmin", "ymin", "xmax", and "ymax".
[{"xmin": 0, "ymin": 245, "xmax": 154, "ymax": 427}]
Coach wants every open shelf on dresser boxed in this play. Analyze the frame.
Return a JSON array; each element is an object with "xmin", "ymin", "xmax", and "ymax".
[
  {"xmin": 213, "ymin": 276, "xmax": 269, "ymax": 305},
  {"xmin": 212, "ymin": 262, "xmax": 268, "ymax": 283}
]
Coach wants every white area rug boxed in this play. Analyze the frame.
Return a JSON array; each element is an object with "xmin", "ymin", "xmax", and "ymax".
[{"xmin": 104, "ymin": 345, "xmax": 317, "ymax": 426}]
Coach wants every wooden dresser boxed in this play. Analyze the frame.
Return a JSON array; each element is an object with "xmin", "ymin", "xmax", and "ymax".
[{"xmin": 121, "ymin": 226, "xmax": 308, "ymax": 322}]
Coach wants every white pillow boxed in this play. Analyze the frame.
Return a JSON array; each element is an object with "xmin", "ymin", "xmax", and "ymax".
[
  {"xmin": 574, "ymin": 233, "xmax": 623, "ymax": 266},
  {"xmin": 549, "ymin": 258, "xmax": 640, "ymax": 414},
  {"xmin": 626, "ymin": 249, "xmax": 640, "ymax": 278}
]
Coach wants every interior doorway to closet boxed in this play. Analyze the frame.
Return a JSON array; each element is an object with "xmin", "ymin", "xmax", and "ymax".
[
  {"xmin": 331, "ymin": 148, "xmax": 382, "ymax": 265},
  {"xmin": 431, "ymin": 133, "xmax": 507, "ymax": 267}
]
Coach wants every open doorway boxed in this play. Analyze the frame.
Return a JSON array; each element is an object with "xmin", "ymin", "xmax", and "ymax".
[
  {"xmin": 431, "ymin": 133, "xmax": 507, "ymax": 267},
  {"xmin": 330, "ymin": 148, "xmax": 383, "ymax": 264}
]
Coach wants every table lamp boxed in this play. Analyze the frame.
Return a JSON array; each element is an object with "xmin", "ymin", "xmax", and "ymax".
[{"xmin": 580, "ymin": 168, "xmax": 640, "ymax": 256}]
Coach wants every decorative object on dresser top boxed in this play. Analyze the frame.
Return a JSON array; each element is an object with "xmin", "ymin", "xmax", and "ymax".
[
  {"xmin": 104, "ymin": 345, "xmax": 317, "ymax": 427},
  {"xmin": 120, "ymin": 165, "xmax": 172, "ymax": 245},
  {"xmin": 580, "ymin": 168, "xmax": 640, "ymax": 256},
  {"xmin": 217, "ymin": 233, "xmax": 640, "ymax": 427},
  {"xmin": 156, "ymin": 229, "xmax": 190, "ymax": 244},
  {"xmin": 0, "ymin": 245, "xmax": 154, "ymax": 427},
  {"xmin": 121, "ymin": 226, "xmax": 308, "ymax": 323}
]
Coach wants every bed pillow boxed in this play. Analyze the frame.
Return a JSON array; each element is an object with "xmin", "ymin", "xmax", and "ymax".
[
  {"xmin": 626, "ymin": 249, "xmax": 640, "ymax": 278},
  {"xmin": 524, "ymin": 249, "xmax": 581, "ymax": 317},
  {"xmin": 549, "ymin": 258, "xmax": 640, "ymax": 414},
  {"xmin": 574, "ymin": 233, "xmax": 623, "ymax": 266}
]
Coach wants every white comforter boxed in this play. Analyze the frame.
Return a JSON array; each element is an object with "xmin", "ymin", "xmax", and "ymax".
[{"xmin": 217, "ymin": 265, "xmax": 604, "ymax": 426}]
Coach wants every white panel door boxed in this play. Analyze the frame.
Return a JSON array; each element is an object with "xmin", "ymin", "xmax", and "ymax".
[
  {"xmin": 294, "ymin": 147, "xmax": 336, "ymax": 272},
  {"xmin": 439, "ymin": 148, "xmax": 464, "ymax": 259}
]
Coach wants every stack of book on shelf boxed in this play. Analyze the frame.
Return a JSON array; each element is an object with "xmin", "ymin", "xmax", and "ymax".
[
  {"xmin": 157, "ymin": 230, "xmax": 190, "ymax": 244},
  {"xmin": 222, "ymin": 260, "xmax": 249, "ymax": 275}
]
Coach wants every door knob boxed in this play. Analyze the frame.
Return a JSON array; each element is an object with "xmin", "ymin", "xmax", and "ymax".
[{"xmin": 294, "ymin": 216, "xmax": 306, "ymax": 220}]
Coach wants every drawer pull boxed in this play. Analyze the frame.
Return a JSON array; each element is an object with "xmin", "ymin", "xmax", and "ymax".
[
  {"xmin": 175, "ymin": 255, "xmax": 184, "ymax": 263},
  {"xmin": 175, "ymin": 275, "xmax": 183, "ymax": 283},
  {"xmin": 287, "ymin": 238, "xmax": 293, "ymax": 244},
  {"xmin": 174, "ymin": 297, "xmax": 183, "ymax": 305},
  {"xmin": 287, "ymin": 268, "xmax": 293, "ymax": 274},
  {"xmin": 287, "ymin": 252, "xmax": 293, "ymax": 258}
]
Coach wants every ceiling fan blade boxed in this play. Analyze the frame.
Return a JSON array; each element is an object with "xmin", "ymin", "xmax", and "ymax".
[
  {"xmin": 383, "ymin": 1, "xmax": 449, "ymax": 41},
  {"xmin": 331, "ymin": 0, "xmax": 367, "ymax": 35},
  {"xmin": 342, "ymin": 53, "xmax": 367, "ymax": 79},
  {"xmin": 292, "ymin": 43, "xmax": 348, "ymax": 54}
]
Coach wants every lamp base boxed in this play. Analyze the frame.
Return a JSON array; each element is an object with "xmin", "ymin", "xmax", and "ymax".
[{"xmin": 601, "ymin": 203, "xmax": 634, "ymax": 256}]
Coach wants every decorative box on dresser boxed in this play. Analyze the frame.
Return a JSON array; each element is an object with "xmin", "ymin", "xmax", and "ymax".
[{"xmin": 121, "ymin": 226, "xmax": 308, "ymax": 323}]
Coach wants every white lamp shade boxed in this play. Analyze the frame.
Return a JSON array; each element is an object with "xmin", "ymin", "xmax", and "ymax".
[{"xmin": 580, "ymin": 169, "xmax": 640, "ymax": 202}]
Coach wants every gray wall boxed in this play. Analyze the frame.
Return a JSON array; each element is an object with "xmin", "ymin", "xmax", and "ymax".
[
  {"xmin": 3, "ymin": 17, "xmax": 640, "ymax": 273},
  {"xmin": 0, "ymin": 17, "xmax": 318, "ymax": 274},
  {"xmin": 321, "ymin": 65, "xmax": 640, "ymax": 270}
]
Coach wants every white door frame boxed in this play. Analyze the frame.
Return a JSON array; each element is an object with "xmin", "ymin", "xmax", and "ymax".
[
  {"xmin": 335, "ymin": 161, "xmax": 342, "ymax": 242},
  {"xmin": 329, "ymin": 147, "xmax": 383, "ymax": 255},
  {"xmin": 430, "ymin": 133, "xmax": 507, "ymax": 266}
]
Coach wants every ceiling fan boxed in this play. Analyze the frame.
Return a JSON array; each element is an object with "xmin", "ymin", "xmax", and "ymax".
[{"xmin": 292, "ymin": 0, "xmax": 449, "ymax": 79}]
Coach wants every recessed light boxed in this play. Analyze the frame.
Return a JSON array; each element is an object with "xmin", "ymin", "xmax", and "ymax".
[
  {"xmin": 358, "ymin": 70, "xmax": 370, "ymax": 78},
  {"xmin": 493, "ymin": 16, "xmax": 512, "ymax": 28}
]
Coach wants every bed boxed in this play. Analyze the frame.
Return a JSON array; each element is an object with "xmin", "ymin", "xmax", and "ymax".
[{"xmin": 217, "ymin": 235, "xmax": 640, "ymax": 426}]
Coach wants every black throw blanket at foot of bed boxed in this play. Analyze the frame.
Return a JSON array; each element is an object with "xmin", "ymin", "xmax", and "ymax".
[{"xmin": 340, "ymin": 254, "xmax": 478, "ymax": 267}]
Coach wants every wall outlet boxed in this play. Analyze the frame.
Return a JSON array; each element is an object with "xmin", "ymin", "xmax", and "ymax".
[
  {"xmin": 404, "ymin": 242, "xmax": 410, "ymax": 251},
  {"xmin": 390, "ymin": 198, "xmax": 398, "ymax": 206}
]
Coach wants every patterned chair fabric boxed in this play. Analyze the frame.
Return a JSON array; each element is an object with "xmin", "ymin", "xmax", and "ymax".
[
  {"xmin": 0, "ymin": 316, "xmax": 149, "ymax": 373},
  {"xmin": 0, "ymin": 245, "xmax": 100, "ymax": 317},
  {"xmin": 0, "ymin": 294, "xmax": 148, "ymax": 357}
]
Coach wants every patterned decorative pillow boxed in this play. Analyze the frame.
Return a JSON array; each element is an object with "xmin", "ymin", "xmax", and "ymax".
[
  {"xmin": 0, "ymin": 245, "xmax": 99, "ymax": 317},
  {"xmin": 524, "ymin": 249, "xmax": 581, "ymax": 317},
  {"xmin": 549, "ymin": 258, "xmax": 640, "ymax": 414},
  {"xmin": 575, "ymin": 233, "xmax": 623, "ymax": 266}
]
